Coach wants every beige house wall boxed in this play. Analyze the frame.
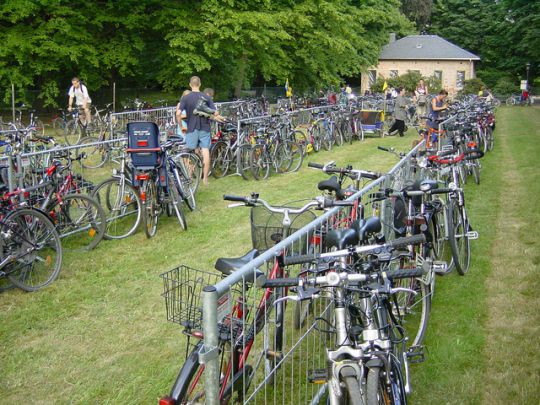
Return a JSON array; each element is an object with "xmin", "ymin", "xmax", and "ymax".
[{"xmin": 360, "ymin": 59, "xmax": 476, "ymax": 95}]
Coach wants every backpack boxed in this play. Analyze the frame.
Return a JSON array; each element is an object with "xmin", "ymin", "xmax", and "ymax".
[{"xmin": 417, "ymin": 94, "xmax": 427, "ymax": 106}]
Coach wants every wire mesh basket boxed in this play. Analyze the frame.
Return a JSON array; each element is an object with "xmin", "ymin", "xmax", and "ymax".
[
  {"xmin": 160, "ymin": 265, "xmax": 223, "ymax": 331},
  {"xmin": 250, "ymin": 204, "xmax": 317, "ymax": 254}
]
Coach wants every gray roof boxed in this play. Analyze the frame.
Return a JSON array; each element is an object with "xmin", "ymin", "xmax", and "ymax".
[{"xmin": 379, "ymin": 35, "xmax": 480, "ymax": 61}]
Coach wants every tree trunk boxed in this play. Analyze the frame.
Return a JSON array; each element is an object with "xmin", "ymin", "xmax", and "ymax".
[{"xmin": 234, "ymin": 53, "xmax": 248, "ymax": 99}]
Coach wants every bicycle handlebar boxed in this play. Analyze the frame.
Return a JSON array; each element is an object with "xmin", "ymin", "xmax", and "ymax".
[
  {"xmin": 308, "ymin": 161, "xmax": 382, "ymax": 181},
  {"xmin": 283, "ymin": 234, "xmax": 426, "ymax": 265}
]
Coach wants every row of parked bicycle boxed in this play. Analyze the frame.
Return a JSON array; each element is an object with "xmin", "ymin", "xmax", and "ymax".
[{"xmin": 157, "ymin": 96, "xmax": 497, "ymax": 404}]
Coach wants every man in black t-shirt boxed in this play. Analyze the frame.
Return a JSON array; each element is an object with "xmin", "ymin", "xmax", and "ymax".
[{"xmin": 179, "ymin": 76, "xmax": 219, "ymax": 185}]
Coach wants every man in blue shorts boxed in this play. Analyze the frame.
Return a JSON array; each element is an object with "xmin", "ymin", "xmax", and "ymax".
[{"xmin": 179, "ymin": 76, "xmax": 220, "ymax": 185}]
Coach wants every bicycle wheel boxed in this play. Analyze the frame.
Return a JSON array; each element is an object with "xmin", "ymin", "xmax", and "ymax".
[
  {"xmin": 91, "ymin": 177, "xmax": 141, "ymax": 239},
  {"xmin": 46, "ymin": 194, "xmax": 106, "ymax": 251},
  {"xmin": 210, "ymin": 141, "xmax": 230, "ymax": 178},
  {"xmin": 171, "ymin": 163, "xmax": 196, "ymax": 211},
  {"xmin": 77, "ymin": 136, "xmax": 108, "ymax": 169},
  {"xmin": 433, "ymin": 203, "xmax": 454, "ymax": 271},
  {"xmin": 175, "ymin": 152, "xmax": 201, "ymax": 195},
  {"xmin": 167, "ymin": 177, "xmax": 188, "ymax": 230},
  {"xmin": 284, "ymin": 141, "xmax": 303, "ymax": 173},
  {"xmin": 2, "ymin": 208, "xmax": 62, "ymax": 292},
  {"xmin": 505, "ymin": 97, "xmax": 515, "ymax": 106},
  {"xmin": 486, "ymin": 126, "xmax": 495, "ymax": 151},
  {"xmin": 394, "ymin": 274, "xmax": 431, "ymax": 348},
  {"xmin": 366, "ymin": 362, "xmax": 406, "ymax": 405},
  {"xmin": 274, "ymin": 142, "xmax": 292, "ymax": 173},
  {"xmin": 471, "ymin": 161, "xmax": 481, "ymax": 185},
  {"xmin": 140, "ymin": 180, "xmax": 159, "ymax": 238},
  {"xmin": 448, "ymin": 199, "xmax": 471, "ymax": 275},
  {"xmin": 250, "ymin": 144, "xmax": 270, "ymax": 180},
  {"xmin": 64, "ymin": 119, "xmax": 83, "ymax": 145},
  {"xmin": 290, "ymin": 129, "xmax": 308, "ymax": 156},
  {"xmin": 237, "ymin": 144, "xmax": 254, "ymax": 181}
]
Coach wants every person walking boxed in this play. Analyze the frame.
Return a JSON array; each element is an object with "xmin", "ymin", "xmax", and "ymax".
[
  {"xmin": 388, "ymin": 87, "xmax": 407, "ymax": 137},
  {"xmin": 175, "ymin": 89, "xmax": 190, "ymax": 141},
  {"xmin": 178, "ymin": 76, "xmax": 220, "ymax": 186},
  {"xmin": 67, "ymin": 77, "xmax": 92, "ymax": 125},
  {"xmin": 414, "ymin": 79, "xmax": 429, "ymax": 121}
]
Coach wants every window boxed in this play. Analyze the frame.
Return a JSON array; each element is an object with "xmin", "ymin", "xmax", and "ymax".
[
  {"xmin": 390, "ymin": 70, "xmax": 398, "ymax": 78},
  {"xmin": 456, "ymin": 71, "xmax": 465, "ymax": 89},
  {"xmin": 434, "ymin": 70, "xmax": 442, "ymax": 81},
  {"xmin": 368, "ymin": 70, "xmax": 377, "ymax": 87}
]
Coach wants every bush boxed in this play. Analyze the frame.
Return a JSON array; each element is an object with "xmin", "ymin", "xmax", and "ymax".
[
  {"xmin": 461, "ymin": 78, "xmax": 486, "ymax": 95},
  {"xmin": 493, "ymin": 77, "xmax": 519, "ymax": 96}
]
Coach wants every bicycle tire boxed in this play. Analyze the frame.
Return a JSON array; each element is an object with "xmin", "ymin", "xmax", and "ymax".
[
  {"xmin": 237, "ymin": 144, "xmax": 254, "ymax": 181},
  {"xmin": 141, "ymin": 180, "xmax": 159, "ymax": 238},
  {"xmin": 284, "ymin": 141, "xmax": 303, "ymax": 173},
  {"xmin": 76, "ymin": 136, "xmax": 108, "ymax": 169},
  {"xmin": 91, "ymin": 177, "xmax": 141, "ymax": 239},
  {"xmin": 486, "ymin": 126, "xmax": 495, "ymax": 151},
  {"xmin": 448, "ymin": 199, "xmax": 471, "ymax": 275},
  {"xmin": 174, "ymin": 152, "xmax": 201, "ymax": 195},
  {"xmin": 250, "ymin": 144, "xmax": 270, "ymax": 180},
  {"xmin": 210, "ymin": 140, "xmax": 230, "ymax": 178},
  {"xmin": 64, "ymin": 119, "xmax": 82, "ymax": 145},
  {"xmin": 291, "ymin": 129, "xmax": 308, "ymax": 156},
  {"xmin": 167, "ymin": 177, "xmax": 188, "ymax": 230},
  {"xmin": 274, "ymin": 142, "xmax": 292, "ymax": 173},
  {"xmin": 171, "ymin": 163, "xmax": 196, "ymax": 211},
  {"xmin": 472, "ymin": 161, "xmax": 481, "ymax": 185},
  {"xmin": 3, "ymin": 208, "xmax": 62, "ymax": 292},
  {"xmin": 46, "ymin": 194, "xmax": 106, "ymax": 251},
  {"xmin": 366, "ymin": 362, "xmax": 406, "ymax": 405}
]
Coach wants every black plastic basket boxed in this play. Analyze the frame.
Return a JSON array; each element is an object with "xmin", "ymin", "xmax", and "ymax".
[
  {"xmin": 249, "ymin": 204, "xmax": 317, "ymax": 254},
  {"xmin": 160, "ymin": 265, "xmax": 222, "ymax": 331}
]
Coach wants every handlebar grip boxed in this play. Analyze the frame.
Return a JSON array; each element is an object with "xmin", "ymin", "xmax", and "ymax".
[
  {"xmin": 430, "ymin": 187, "xmax": 454, "ymax": 194},
  {"xmin": 256, "ymin": 276, "xmax": 300, "ymax": 288},
  {"xmin": 325, "ymin": 199, "xmax": 355, "ymax": 208},
  {"xmin": 377, "ymin": 146, "xmax": 390, "ymax": 152},
  {"xmin": 386, "ymin": 234, "xmax": 426, "ymax": 249},
  {"xmin": 385, "ymin": 267, "xmax": 425, "ymax": 280},
  {"xmin": 361, "ymin": 171, "xmax": 381, "ymax": 180},
  {"xmin": 308, "ymin": 162, "xmax": 324, "ymax": 169},
  {"xmin": 283, "ymin": 254, "xmax": 317, "ymax": 266},
  {"xmin": 223, "ymin": 194, "xmax": 248, "ymax": 202}
]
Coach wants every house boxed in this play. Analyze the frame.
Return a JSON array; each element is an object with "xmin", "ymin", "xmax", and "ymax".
[{"xmin": 361, "ymin": 34, "xmax": 481, "ymax": 95}]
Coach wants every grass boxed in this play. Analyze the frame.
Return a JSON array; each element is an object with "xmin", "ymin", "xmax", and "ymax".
[{"xmin": 1, "ymin": 108, "xmax": 539, "ymax": 404}]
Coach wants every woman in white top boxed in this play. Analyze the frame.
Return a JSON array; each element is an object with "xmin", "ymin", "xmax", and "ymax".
[
  {"xmin": 68, "ymin": 77, "xmax": 92, "ymax": 125},
  {"xmin": 414, "ymin": 79, "xmax": 429, "ymax": 120}
]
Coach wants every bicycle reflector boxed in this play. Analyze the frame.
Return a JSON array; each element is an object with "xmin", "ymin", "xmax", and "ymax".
[
  {"xmin": 135, "ymin": 173, "xmax": 150, "ymax": 181},
  {"xmin": 159, "ymin": 397, "xmax": 174, "ymax": 405}
]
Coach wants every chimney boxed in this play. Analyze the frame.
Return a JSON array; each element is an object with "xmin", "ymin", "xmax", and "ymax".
[{"xmin": 389, "ymin": 33, "xmax": 396, "ymax": 43}]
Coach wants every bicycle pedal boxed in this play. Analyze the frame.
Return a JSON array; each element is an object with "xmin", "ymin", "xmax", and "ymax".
[
  {"xmin": 406, "ymin": 346, "xmax": 426, "ymax": 364},
  {"xmin": 265, "ymin": 350, "xmax": 283, "ymax": 362},
  {"xmin": 466, "ymin": 231, "xmax": 479, "ymax": 240},
  {"xmin": 433, "ymin": 260, "xmax": 451, "ymax": 275},
  {"xmin": 307, "ymin": 369, "xmax": 328, "ymax": 384}
]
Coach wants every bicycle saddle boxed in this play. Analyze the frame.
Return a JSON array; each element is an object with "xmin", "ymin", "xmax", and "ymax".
[
  {"xmin": 325, "ymin": 227, "xmax": 359, "ymax": 250},
  {"xmin": 214, "ymin": 249, "xmax": 262, "ymax": 283},
  {"xmin": 354, "ymin": 216, "xmax": 382, "ymax": 243},
  {"xmin": 318, "ymin": 176, "xmax": 346, "ymax": 200},
  {"xmin": 420, "ymin": 179, "xmax": 439, "ymax": 191}
]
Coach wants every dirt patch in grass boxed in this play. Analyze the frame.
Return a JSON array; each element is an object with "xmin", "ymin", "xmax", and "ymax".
[{"xmin": 482, "ymin": 108, "xmax": 540, "ymax": 404}]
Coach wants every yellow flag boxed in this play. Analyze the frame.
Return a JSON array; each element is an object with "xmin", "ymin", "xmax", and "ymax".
[{"xmin": 382, "ymin": 81, "xmax": 388, "ymax": 91}]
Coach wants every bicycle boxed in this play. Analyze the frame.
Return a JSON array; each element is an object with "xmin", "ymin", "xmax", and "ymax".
[
  {"xmin": 0, "ymin": 205, "xmax": 62, "ymax": 292},
  {"xmin": 260, "ymin": 233, "xmax": 429, "ymax": 404},
  {"xmin": 159, "ymin": 194, "xmax": 339, "ymax": 404},
  {"xmin": 126, "ymin": 122, "xmax": 187, "ymax": 238}
]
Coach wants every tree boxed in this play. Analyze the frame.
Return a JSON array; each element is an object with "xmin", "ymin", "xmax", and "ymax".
[{"xmin": 401, "ymin": 0, "xmax": 433, "ymax": 30}]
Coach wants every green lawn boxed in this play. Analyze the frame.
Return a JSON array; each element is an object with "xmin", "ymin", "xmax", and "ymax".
[{"xmin": 1, "ymin": 108, "xmax": 539, "ymax": 404}]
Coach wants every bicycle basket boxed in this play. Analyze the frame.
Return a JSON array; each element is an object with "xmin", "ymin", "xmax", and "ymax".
[
  {"xmin": 250, "ymin": 204, "xmax": 317, "ymax": 254},
  {"xmin": 160, "ymin": 265, "xmax": 222, "ymax": 330}
]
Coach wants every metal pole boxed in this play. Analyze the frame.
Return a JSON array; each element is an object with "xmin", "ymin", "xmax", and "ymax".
[
  {"xmin": 201, "ymin": 286, "xmax": 220, "ymax": 405},
  {"xmin": 526, "ymin": 63, "xmax": 530, "ymax": 90},
  {"xmin": 113, "ymin": 82, "xmax": 116, "ymax": 113},
  {"xmin": 11, "ymin": 83, "xmax": 16, "ymax": 122}
]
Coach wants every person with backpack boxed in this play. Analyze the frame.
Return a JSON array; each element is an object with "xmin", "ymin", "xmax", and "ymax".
[
  {"xmin": 67, "ymin": 77, "xmax": 92, "ymax": 125},
  {"xmin": 178, "ymin": 76, "xmax": 222, "ymax": 186}
]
